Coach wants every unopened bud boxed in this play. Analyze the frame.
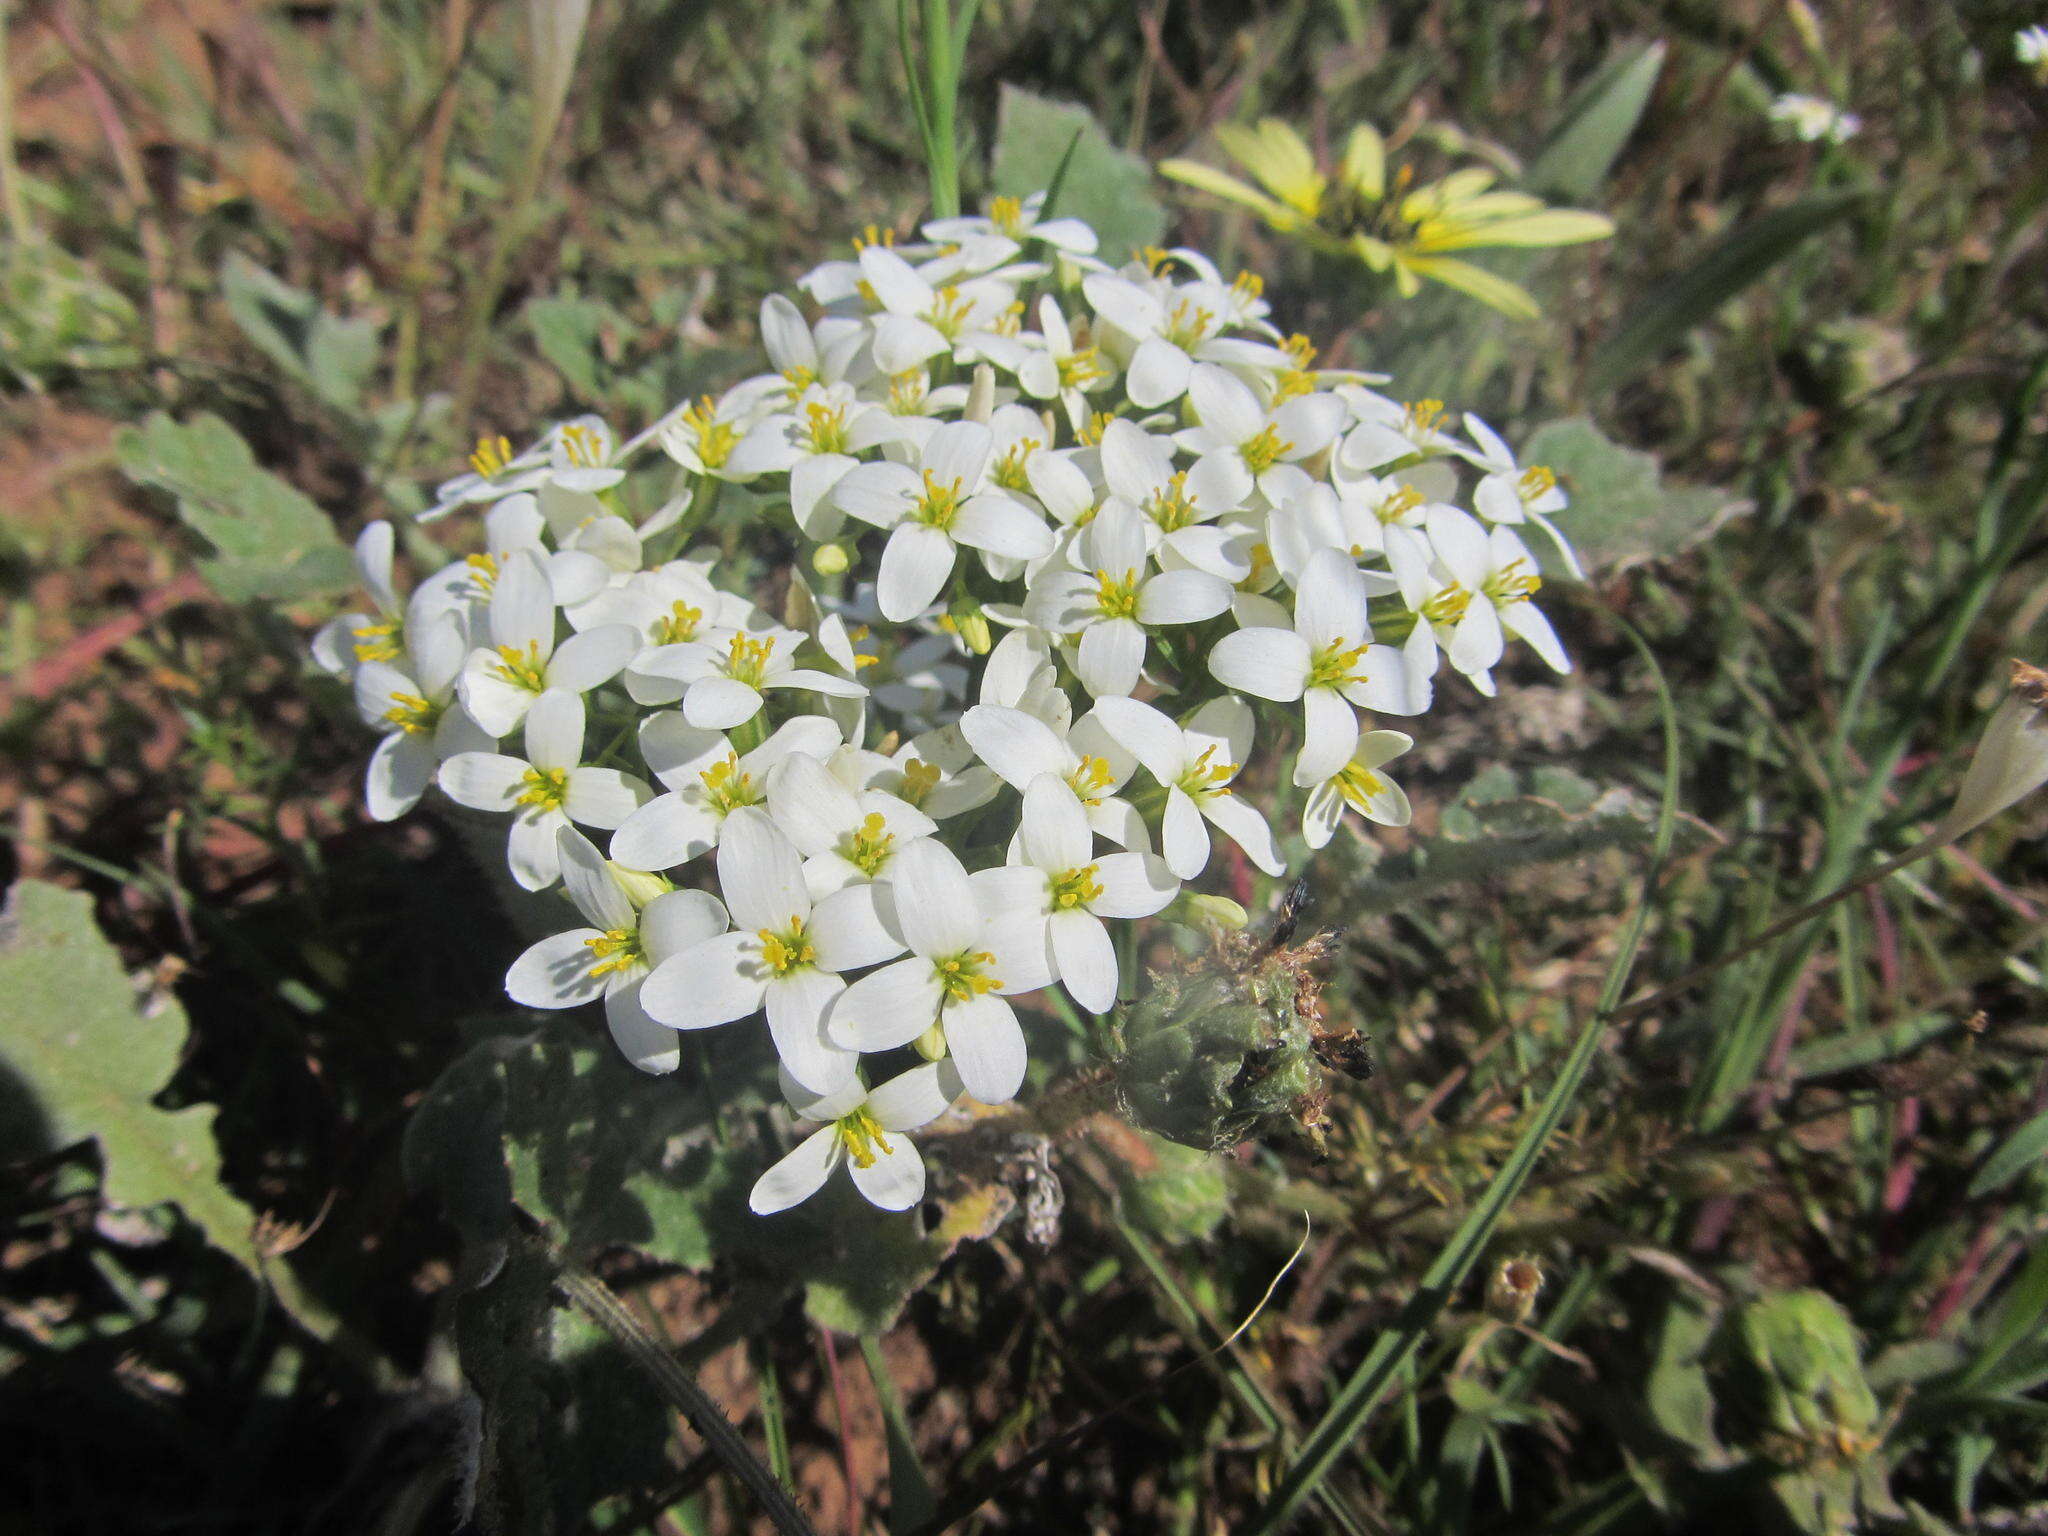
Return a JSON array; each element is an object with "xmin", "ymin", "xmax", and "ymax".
[
  {"xmin": 1171, "ymin": 892, "xmax": 1250, "ymax": 932},
  {"xmin": 947, "ymin": 596, "xmax": 992, "ymax": 656},
  {"xmin": 1939, "ymin": 659, "xmax": 2048, "ymax": 839},
  {"xmin": 1485, "ymin": 1255, "xmax": 1544, "ymax": 1323},
  {"xmin": 608, "ymin": 863, "xmax": 675, "ymax": 909},
  {"xmin": 964, "ymin": 363, "xmax": 996, "ymax": 424},
  {"xmin": 912, "ymin": 1021, "xmax": 947, "ymax": 1062},
  {"xmin": 811, "ymin": 541, "xmax": 851, "ymax": 577}
]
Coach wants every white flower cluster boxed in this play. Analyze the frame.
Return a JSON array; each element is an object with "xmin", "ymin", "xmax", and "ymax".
[
  {"xmin": 1766, "ymin": 92, "xmax": 1862, "ymax": 145},
  {"xmin": 314, "ymin": 192, "xmax": 1577, "ymax": 1219}
]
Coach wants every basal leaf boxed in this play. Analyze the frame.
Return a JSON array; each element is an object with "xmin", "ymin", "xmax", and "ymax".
[
  {"xmin": 1526, "ymin": 41, "xmax": 1667, "ymax": 203},
  {"xmin": 220, "ymin": 253, "xmax": 379, "ymax": 416},
  {"xmin": 991, "ymin": 86, "xmax": 1164, "ymax": 263},
  {"xmin": 1521, "ymin": 416, "xmax": 1750, "ymax": 575}
]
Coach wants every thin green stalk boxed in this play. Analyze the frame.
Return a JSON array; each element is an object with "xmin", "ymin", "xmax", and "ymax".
[
  {"xmin": 1246, "ymin": 617, "xmax": 1682, "ymax": 1535},
  {"xmin": 0, "ymin": 0, "xmax": 33, "ymax": 241}
]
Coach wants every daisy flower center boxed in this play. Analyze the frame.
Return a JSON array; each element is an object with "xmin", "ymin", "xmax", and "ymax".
[
  {"xmin": 493, "ymin": 641, "xmax": 550, "ymax": 694},
  {"xmin": 517, "ymin": 765, "xmax": 570, "ymax": 811},
  {"xmin": 352, "ymin": 620, "xmax": 400, "ymax": 663},
  {"xmin": 653, "ymin": 601, "xmax": 704, "ymax": 645},
  {"xmin": 1239, "ymin": 424, "xmax": 1294, "ymax": 475},
  {"xmin": 1307, "ymin": 638, "xmax": 1370, "ymax": 690},
  {"xmin": 836, "ymin": 1106, "xmax": 895, "ymax": 1168},
  {"xmin": 1048, "ymin": 863, "xmax": 1103, "ymax": 911},
  {"xmin": 680, "ymin": 396, "xmax": 738, "ymax": 469},
  {"xmin": 382, "ymin": 691, "xmax": 441, "ymax": 735},
  {"xmin": 935, "ymin": 949, "xmax": 1002, "ymax": 1002},
  {"xmin": 757, "ymin": 914, "xmax": 816, "ymax": 975},
  {"xmin": 584, "ymin": 928, "xmax": 644, "ymax": 977},
  {"xmin": 841, "ymin": 812, "xmax": 897, "ymax": 876},
  {"xmin": 1093, "ymin": 568, "xmax": 1143, "ymax": 620},
  {"xmin": 699, "ymin": 755, "xmax": 763, "ymax": 814},
  {"xmin": 468, "ymin": 434, "xmax": 515, "ymax": 478},
  {"xmin": 912, "ymin": 471, "xmax": 967, "ymax": 532},
  {"xmin": 1177, "ymin": 744, "xmax": 1236, "ymax": 800}
]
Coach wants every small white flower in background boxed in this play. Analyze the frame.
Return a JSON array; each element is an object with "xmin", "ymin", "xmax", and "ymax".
[
  {"xmin": 2020, "ymin": 25, "xmax": 2048, "ymax": 78},
  {"xmin": 923, "ymin": 192, "xmax": 1100, "ymax": 261},
  {"xmin": 1395, "ymin": 507, "xmax": 1570, "ymax": 696},
  {"xmin": 960, "ymin": 702, "xmax": 1147, "ymax": 849},
  {"xmin": 1097, "ymin": 418, "xmax": 1257, "ymax": 582},
  {"xmin": 1337, "ymin": 390, "xmax": 1462, "ymax": 473},
  {"xmin": 639, "ymin": 807, "xmax": 903, "ymax": 1093},
  {"xmin": 438, "ymin": 688, "xmax": 652, "ymax": 890},
  {"xmin": 724, "ymin": 382, "xmax": 906, "ymax": 538},
  {"xmin": 1458, "ymin": 415, "xmax": 1583, "ymax": 579},
  {"xmin": 422, "ymin": 430, "xmax": 554, "ymax": 521},
  {"xmin": 1089, "ymin": 695, "xmax": 1285, "ymax": 879},
  {"xmin": 827, "ymin": 838, "xmax": 1057, "ymax": 1105},
  {"xmin": 1175, "ymin": 363, "xmax": 1347, "ymax": 505},
  {"xmin": 1767, "ymin": 92, "xmax": 1862, "ymax": 144},
  {"xmin": 609, "ymin": 713, "xmax": 841, "ymax": 871},
  {"xmin": 1302, "ymin": 730, "xmax": 1415, "ymax": 849},
  {"xmin": 456, "ymin": 550, "xmax": 638, "ymax": 738},
  {"xmin": 311, "ymin": 521, "xmax": 406, "ymax": 677},
  {"xmin": 1003, "ymin": 774, "xmax": 1180, "ymax": 1013},
  {"xmin": 1939, "ymin": 661, "xmax": 2048, "ymax": 839},
  {"xmin": 659, "ymin": 390, "xmax": 758, "ymax": 481},
  {"xmin": 857, "ymin": 245, "xmax": 1018, "ymax": 375},
  {"xmin": 749, "ymin": 1060, "xmax": 965, "ymax": 1215},
  {"xmin": 834, "ymin": 420, "xmax": 1055, "ymax": 621},
  {"xmin": 505, "ymin": 828, "xmax": 728, "ymax": 1073}
]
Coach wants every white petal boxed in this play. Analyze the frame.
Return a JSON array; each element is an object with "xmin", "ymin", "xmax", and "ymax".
[
  {"xmin": 546, "ymin": 624, "xmax": 637, "ymax": 693},
  {"xmin": 639, "ymin": 888, "xmax": 730, "ymax": 963},
  {"xmin": 1502, "ymin": 601, "xmax": 1571, "ymax": 674},
  {"xmin": 834, "ymin": 461, "xmax": 921, "ymax": 528},
  {"xmin": 766, "ymin": 752, "xmax": 862, "ymax": 857},
  {"xmin": 766, "ymin": 969, "xmax": 858, "ymax": 1094},
  {"xmin": 488, "ymin": 550, "xmax": 555, "ymax": 652},
  {"xmin": 1293, "ymin": 548, "xmax": 1370, "ymax": 650},
  {"xmin": 559, "ymin": 826, "xmax": 634, "ymax": 930},
  {"xmin": 639, "ymin": 713, "xmax": 728, "ymax": 790},
  {"xmin": 1188, "ymin": 363, "xmax": 1266, "ymax": 446},
  {"xmin": 1450, "ymin": 601, "xmax": 1506, "ymax": 677},
  {"xmin": 1186, "ymin": 695, "xmax": 1255, "ymax": 767},
  {"xmin": 605, "ymin": 982, "xmax": 681, "ymax": 1074},
  {"xmin": 881, "ymin": 837, "xmax": 977, "ymax": 957},
  {"xmin": 640, "ymin": 931, "xmax": 768, "ymax": 1028},
  {"xmin": 562, "ymin": 768, "xmax": 651, "ymax": 829},
  {"xmin": 1296, "ymin": 687, "xmax": 1360, "ymax": 788},
  {"xmin": 1021, "ymin": 774, "xmax": 1092, "ymax": 872},
  {"xmin": 749, "ymin": 1125, "xmax": 844, "ymax": 1214},
  {"xmin": 1086, "ymin": 695, "xmax": 1188, "ymax": 783},
  {"xmin": 609, "ymin": 792, "xmax": 719, "ymax": 870},
  {"xmin": 876, "ymin": 523, "xmax": 958, "ymax": 623},
  {"xmin": 1087, "ymin": 852, "xmax": 1179, "ymax": 918},
  {"xmin": 922, "ymin": 420, "xmax": 994, "ymax": 487},
  {"xmin": 828, "ymin": 958, "xmax": 946, "ymax": 1051},
  {"xmin": 683, "ymin": 676, "xmax": 765, "ymax": 731},
  {"xmin": 1201, "ymin": 793, "xmax": 1287, "ymax": 876},
  {"xmin": 941, "ymin": 992, "xmax": 1027, "ymax": 1104},
  {"xmin": 978, "ymin": 906, "xmax": 1057, "ymax": 994},
  {"xmin": 717, "ymin": 806, "xmax": 811, "ymax": 931},
  {"xmin": 1125, "ymin": 336, "xmax": 1193, "ymax": 408},
  {"xmin": 960, "ymin": 704, "xmax": 1069, "ymax": 789},
  {"xmin": 1162, "ymin": 786, "xmax": 1212, "ymax": 878},
  {"xmin": 846, "ymin": 1134, "xmax": 926, "ymax": 1211},
  {"xmin": 1098, "ymin": 418, "xmax": 1169, "ymax": 503},
  {"xmin": 953, "ymin": 497, "xmax": 1054, "ymax": 560},
  {"xmin": 524, "ymin": 688, "xmax": 586, "ymax": 771},
  {"xmin": 1049, "ymin": 908, "xmax": 1118, "ymax": 1013},
  {"xmin": 506, "ymin": 929, "xmax": 607, "ymax": 1009},
  {"xmin": 438, "ymin": 752, "xmax": 528, "ymax": 811},
  {"xmin": 1137, "ymin": 569, "xmax": 1232, "ymax": 626},
  {"xmin": 866, "ymin": 1061, "xmax": 962, "ymax": 1132},
  {"xmin": 365, "ymin": 732, "xmax": 436, "ymax": 822},
  {"xmin": 807, "ymin": 881, "xmax": 907, "ymax": 971},
  {"xmin": 508, "ymin": 809, "xmax": 567, "ymax": 890},
  {"xmin": 1427, "ymin": 506, "xmax": 1492, "ymax": 590},
  {"xmin": 1208, "ymin": 628, "xmax": 1310, "ymax": 702},
  {"xmin": 1076, "ymin": 618, "xmax": 1147, "ymax": 698},
  {"xmin": 460, "ymin": 660, "xmax": 538, "ymax": 740}
]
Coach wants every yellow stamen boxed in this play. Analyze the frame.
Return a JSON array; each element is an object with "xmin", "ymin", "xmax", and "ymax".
[
  {"xmin": 381, "ymin": 691, "xmax": 439, "ymax": 735},
  {"xmin": 1239, "ymin": 423, "xmax": 1294, "ymax": 475},
  {"xmin": 699, "ymin": 755, "xmax": 762, "ymax": 813},
  {"xmin": 992, "ymin": 438, "xmax": 1041, "ymax": 493},
  {"xmin": 1094, "ymin": 568, "xmax": 1143, "ymax": 621},
  {"xmin": 468, "ymin": 435, "xmax": 514, "ymax": 478},
  {"xmin": 934, "ymin": 949, "xmax": 1002, "ymax": 1002},
  {"xmin": 1056, "ymin": 346, "xmax": 1108, "ymax": 391},
  {"xmin": 1049, "ymin": 863, "xmax": 1103, "ymax": 911},
  {"xmin": 757, "ymin": 915, "xmax": 816, "ymax": 975},
  {"xmin": 558, "ymin": 422, "xmax": 604, "ymax": 468},
  {"xmin": 913, "ymin": 470, "xmax": 966, "ymax": 532},
  {"xmin": 493, "ymin": 642, "xmax": 549, "ymax": 693},
  {"xmin": 680, "ymin": 396, "xmax": 737, "ymax": 470},
  {"xmin": 1333, "ymin": 762, "xmax": 1387, "ymax": 813},
  {"xmin": 1161, "ymin": 298, "xmax": 1214, "ymax": 351},
  {"xmin": 988, "ymin": 195, "xmax": 1025, "ymax": 237},
  {"xmin": 352, "ymin": 620, "xmax": 400, "ymax": 663},
  {"xmin": 836, "ymin": 1106, "xmax": 894, "ymax": 1168},
  {"xmin": 1178, "ymin": 744, "xmax": 1236, "ymax": 799},
  {"xmin": 803, "ymin": 400, "xmax": 850, "ymax": 455},
  {"xmin": 1404, "ymin": 399, "xmax": 1447, "ymax": 438},
  {"xmin": 464, "ymin": 551, "xmax": 500, "ymax": 594},
  {"xmin": 721, "ymin": 633, "xmax": 776, "ymax": 687},
  {"xmin": 516, "ymin": 765, "xmax": 569, "ymax": 811},
  {"xmin": 899, "ymin": 758, "xmax": 942, "ymax": 806},
  {"xmin": 841, "ymin": 812, "xmax": 897, "ymax": 877},
  {"xmin": 1422, "ymin": 585, "xmax": 1472, "ymax": 624},
  {"xmin": 1517, "ymin": 465, "xmax": 1557, "ymax": 500},
  {"xmin": 653, "ymin": 602, "xmax": 704, "ymax": 646},
  {"xmin": 584, "ymin": 928, "xmax": 643, "ymax": 977},
  {"xmin": 1145, "ymin": 470, "xmax": 1200, "ymax": 532},
  {"xmin": 1485, "ymin": 559, "xmax": 1542, "ymax": 604}
]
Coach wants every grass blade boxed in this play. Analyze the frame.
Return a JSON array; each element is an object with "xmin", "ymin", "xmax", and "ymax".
[
  {"xmin": 860, "ymin": 1334, "xmax": 937, "ymax": 1535},
  {"xmin": 1525, "ymin": 40, "xmax": 1667, "ymax": 202}
]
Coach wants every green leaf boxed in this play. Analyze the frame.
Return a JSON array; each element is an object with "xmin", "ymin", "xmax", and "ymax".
[
  {"xmin": 1521, "ymin": 416, "xmax": 1751, "ymax": 576},
  {"xmin": 1588, "ymin": 190, "xmax": 1867, "ymax": 390},
  {"xmin": 1645, "ymin": 1290, "xmax": 1728, "ymax": 1464},
  {"xmin": 1966, "ymin": 1106, "xmax": 2048, "ymax": 1198},
  {"xmin": 1525, "ymin": 41, "xmax": 1667, "ymax": 202},
  {"xmin": 117, "ymin": 411, "xmax": 354, "ymax": 603},
  {"xmin": 220, "ymin": 253, "xmax": 379, "ymax": 416},
  {"xmin": 526, "ymin": 292, "xmax": 620, "ymax": 404},
  {"xmin": 0, "ymin": 880, "xmax": 335, "ymax": 1340},
  {"xmin": 991, "ymin": 85, "xmax": 1164, "ymax": 263},
  {"xmin": 1111, "ymin": 1132, "xmax": 1230, "ymax": 1245}
]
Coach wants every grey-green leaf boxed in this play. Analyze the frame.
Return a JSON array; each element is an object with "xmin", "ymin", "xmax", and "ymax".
[
  {"xmin": 1521, "ymin": 416, "xmax": 1750, "ymax": 575},
  {"xmin": 1588, "ymin": 190, "xmax": 1867, "ymax": 390},
  {"xmin": 991, "ymin": 85, "xmax": 1164, "ymax": 264},
  {"xmin": 1526, "ymin": 40, "xmax": 1667, "ymax": 203},
  {"xmin": 220, "ymin": 253, "xmax": 380, "ymax": 416},
  {"xmin": 118, "ymin": 411, "xmax": 354, "ymax": 603}
]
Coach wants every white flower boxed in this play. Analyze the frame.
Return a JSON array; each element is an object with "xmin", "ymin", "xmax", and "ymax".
[
  {"xmin": 1767, "ymin": 93, "xmax": 1861, "ymax": 144},
  {"xmin": 960, "ymin": 702, "xmax": 1147, "ymax": 848},
  {"xmin": 833, "ymin": 421, "xmax": 1055, "ymax": 622},
  {"xmin": 724, "ymin": 383, "xmax": 905, "ymax": 538},
  {"xmin": 1459, "ymin": 415, "xmax": 1581, "ymax": 577},
  {"xmin": 439, "ymin": 688, "xmax": 653, "ymax": 890},
  {"xmin": 1087, "ymin": 695, "xmax": 1285, "ymax": 879},
  {"xmin": 564, "ymin": 559, "xmax": 758, "ymax": 647},
  {"xmin": 1396, "ymin": 508, "xmax": 1569, "ymax": 695},
  {"xmin": 310, "ymin": 521, "xmax": 405, "ymax": 676},
  {"xmin": 1025, "ymin": 504, "xmax": 1232, "ymax": 697},
  {"xmin": 2020, "ymin": 25, "xmax": 2048, "ymax": 69},
  {"xmin": 1301, "ymin": 731, "xmax": 1414, "ymax": 849},
  {"xmin": 1175, "ymin": 363, "xmax": 1346, "ymax": 504},
  {"xmin": 764, "ymin": 750, "xmax": 938, "ymax": 897},
  {"xmin": 1014, "ymin": 296, "xmax": 1114, "ymax": 431},
  {"xmin": 858, "ymin": 245, "xmax": 1018, "ymax": 375},
  {"xmin": 1337, "ymin": 391, "xmax": 1462, "ymax": 474},
  {"xmin": 659, "ymin": 390, "xmax": 759, "ymax": 480},
  {"xmin": 423, "ymin": 432, "xmax": 554, "ymax": 522},
  {"xmin": 505, "ymin": 827, "xmax": 729, "ymax": 1073},
  {"xmin": 1082, "ymin": 271, "xmax": 1254, "ymax": 408},
  {"xmin": 351, "ymin": 613, "xmax": 495, "ymax": 821},
  {"xmin": 826, "ymin": 839, "xmax": 1057, "ymax": 1105},
  {"xmin": 1004, "ymin": 774, "xmax": 1179, "ymax": 1012},
  {"xmin": 623, "ymin": 625, "xmax": 867, "ymax": 729},
  {"xmin": 639, "ymin": 807, "xmax": 904, "ymax": 1092},
  {"xmin": 456, "ymin": 550, "xmax": 638, "ymax": 738},
  {"xmin": 1097, "ymin": 418, "xmax": 1256, "ymax": 582},
  {"xmin": 608, "ymin": 713, "xmax": 841, "ymax": 870},
  {"xmin": 923, "ymin": 191, "xmax": 1099, "ymax": 259},
  {"xmin": 542, "ymin": 416, "xmax": 628, "ymax": 496},
  {"xmin": 749, "ymin": 1060, "xmax": 964, "ymax": 1215},
  {"xmin": 1209, "ymin": 547, "xmax": 1424, "ymax": 783}
]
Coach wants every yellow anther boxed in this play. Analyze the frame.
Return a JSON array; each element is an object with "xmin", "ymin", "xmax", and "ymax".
[
  {"xmin": 935, "ymin": 949, "xmax": 1002, "ymax": 1002},
  {"xmin": 928, "ymin": 285, "xmax": 972, "ymax": 340},
  {"xmin": 464, "ymin": 551, "xmax": 500, "ymax": 593},
  {"xmin": 988, "ymin": 195, "xmax": 1025, "ymax": 236},
  {"xmin": 1231, "ymin": 270, "xmax": 1265, "ymax": 300},
  {"xmin": 1067, "ymin": 754, "xmax": 1115, "ymax": 804},
  {"xmin": 558, "ymin": 422, "xmax": 604, "ymax": 468},
  {"xmin": 1422, "ymin": 584, "xmax": 1472, "ymax": 624},
  {"xmin": 1056, "ymin": 346, "xmax": 1109, "ymax": 391},
  {"xmin": 352, "ymin": 620, "xmax": 400, "ymax": 663},
  {"xmin": 699, "ymin": 754, "xmax": 762, "ymax": 813},
  {"xmin": 1404, "ymin": 399, "xmax": 1447, "ymax": 438},
  {"xmin": 1238, "ymin": 541, "xmax": 1275, "ymax": 591},
  {"xmin": 842, "ymin": 811, "xmax": 897, "ymax": 876},
  {"xmin": 516, "ymin": 765, "xmax": 569, "ymax": 810},
  {"xmin": 992, "ymin": 438, "xmax": 1041, "ymax": 492},
  {"xmin": 1307, "ymin": 638, "xmax": 1370, "ymax": 689},
  {"xmin": 836, "ymin": 1106, "xmax": 894, "ymax": 1168},
  {"xmin": 468, "ymin": 434, "xmax": 514, "ymax": 478},
  {"xmin": 1517, "ymin": 465, "xmax": 1557, "ymax": 499},
  {"xmin": 886, "ymin": 371, "xmax": 929, "ymax": 416},
  {"xmin": 852, "ymin": 223, "xmax": 895, "ymax": 252},
  {"xmin": 492, "ymin": 642, "xmax": 549, "ymax": 693},
  {"xmin": 1282, "ymin": 333, "xmax": 1317, "ymax": 369},
  {"xmin": 1145, "ymin": 470, "xmax": 1200, "ymax": 532},
  {"xmin": 680, "ymin": 396, "xmax": 737, "ymax": 469},
  {"xmin": 1079, "ymin": 411, "xmax": 1112, "ymax": 446},
  {"xmin": 1178, "ymin": 744, "xmax": 1236, "ymax": 798},
  {"xmin": 803, "ymin": 400, "xmax": 850, "ymax": 455},
  {"xmin": 1138, "ymin": 245, "xmax": 1173, "ymax": 274},
  {"xmin": 584, "ymin": 928, "xmax": 643, "ymax": 977},
  {"xmin": 899, "ymin": 758, "xmax": 942, "ymax": 806},
  {"xmin": 381, "ymin": 691, "xmax": 439, "ymax": 735},
  {"xmin": 1162, "ymin": 298, "xmax": 1214, "ymax": 351},
  {"xmin": 993, "ymin": 300, "xmax": 1026, "ymax": 338},
  {"xmin": 1377, "ymin": 484, "xmax": 1424, "ymax": 523},
  {"xmin": 1485, "ymin": 559, "xmax": 1542, "ymax": 604},
  {"xmin": 913, "ymin": 470, "xmax": 966, "ymax": 531},
  {"xmin": 653, "ymin": 601, "xmax": 704, "ymax": 645},
  {"xmin": 1049, "ymin": 863, "xmax": 1103, "ymax": 911},
  {"xmin": 757, "ymin": 914, "xmax": 816, "ymax": 975},
  {"xmin": 1094, "ymin": 568, "xmax": 1143, "ymax": 620},
  {"xmin": 721, "ymin": 633, "xmax": 776, "ymax": 686},
  {"xmin": 1333, "ymin": 762, "xmax": 1387, "ymax": 812},
  {"xmin": 1239, "ymin": 423, "xmax": 1294, "ymax": 475},
  {"xmin": 781, "ymin": 364, "xmax": 820, "ymax": 397}
]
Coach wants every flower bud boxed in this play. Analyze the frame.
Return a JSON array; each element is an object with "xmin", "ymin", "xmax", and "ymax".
[
  {"xmin": 912, "ymin": 1020, "xmax": 947, "ymax": 1062},
  {"xmin": 607, "ymin": 862, "xmax": 674, "ymax": 909},
  {"xmin": 1485, "ymin": 1255, "xmax": 1544, "ymax": 1323},
  {"xmin": 1169, "ymin": 892, "xmax": 1250, "ymax": 932},
  {"xmin": 946, "ymin": 596, "xmax": 993, "ymax": 656},
  {"xmin": 811, "ymin": 541, "xmax": 851, "ymax": 577},
  {"xmin": 964, "ymin": 363, "xmax": 996, "ymax": 424},
  {"xmin": 1939, "ymin": 659, "xmax": 2048, "ymax": 839}
]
